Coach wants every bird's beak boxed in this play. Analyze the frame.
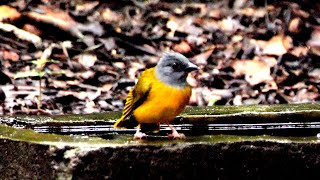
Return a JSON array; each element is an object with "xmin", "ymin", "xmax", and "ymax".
[{"xmin": 185, "ymin": 62, "xmax": 198, "ymax": 72}]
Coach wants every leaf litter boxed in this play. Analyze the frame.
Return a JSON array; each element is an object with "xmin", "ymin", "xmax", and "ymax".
[{"xmin": 0, "ymin": 0, "xmax": 318, "ymax": 115}]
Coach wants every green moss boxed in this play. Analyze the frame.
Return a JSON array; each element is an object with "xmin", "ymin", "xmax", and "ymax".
[
  {"xmin": 182, "ymin": 103, "xmax": 320, "ymax": 116},
  {"xmin": 2, "ymin": 103, "xmax": 320, "ymax": 125},
  {"xmin": 0, "ymin": 124, "xmax": 111, "ymax": 146}
]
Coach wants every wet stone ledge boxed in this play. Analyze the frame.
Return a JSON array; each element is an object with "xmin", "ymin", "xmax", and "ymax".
[
  {"xmin": 1, "ymin": 125, "xmax": 320, "ymax": 179},
  {"xmin": 2, "ymin": 104, "xmax": 320, "ymax": 179}
]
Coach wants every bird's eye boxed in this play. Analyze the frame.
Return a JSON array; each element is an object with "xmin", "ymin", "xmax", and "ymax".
[{"xmin": 172, "ymin": 62, "xmax": 179, "ymax": 69}]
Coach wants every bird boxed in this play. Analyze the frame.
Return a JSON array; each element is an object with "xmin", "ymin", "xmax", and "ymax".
[{"xmin": 114, "ymin": 52, "xmax": 198, "ymax": 139}]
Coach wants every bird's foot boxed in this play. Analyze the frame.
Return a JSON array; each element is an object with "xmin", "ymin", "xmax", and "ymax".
[
  {"xmin": 168, "ymin": 132, "xmax": 186, "ymax": 139},
  {"xmin": 134, "ymin": 132, "xmax": 147, "ymax": 140}
]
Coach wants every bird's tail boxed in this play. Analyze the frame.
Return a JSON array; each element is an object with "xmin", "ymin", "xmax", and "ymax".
[
  {"xmin": 114, "ymin": 116, "xmax": 138, "ymax": 129},
  {"xmin": 114, "ymin": 117, "xmax": 160, "ymax": 133}
]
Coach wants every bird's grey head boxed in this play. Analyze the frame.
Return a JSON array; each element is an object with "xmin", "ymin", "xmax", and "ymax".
[{"xmin": 155, "ymin": 52, "xmax": 198, "ymax": 88}]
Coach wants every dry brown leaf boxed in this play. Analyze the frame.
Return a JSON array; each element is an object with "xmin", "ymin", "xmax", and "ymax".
[
  {"xmin": 0, "ymin": 22, "xmax": 42, "ymax": 47},
  {"xmin": 262, "ymin": 34, "xmax": 293, "ymax": 56},
  {"xmin": 307, "ymin": 27, "xmax": 320, "ymax": 56},
  {"xmin": 80, "ymin": 70, "xmax": 95, "ymax": 80},
  {"xmin": 83, "ymin": 100, "xmax": 98, "ymax": 114},
  {"xmin": 240, "ymin": 7, "xmax": 267, "ymax": 18},
  {"xmin": 101, "ymin": 83, "xmax": 113, "ymax": 92},
  {"xmin": 22, "ymin": 24, "xmax": 42, "ymax": 36},
  {"xmin": 309, "ymin": 68, "xmax": 320, "ymax": 78},
  {"xmin": 51, "ymin": 80, "xmax": 68, "ymax": 88},
  {"xmin": 293, "ymin": 88, "xmax": 318, "ymax": 103},
  {"xmin": 66, "ymin": 80, "xmax": 80, "ymax": 86},
  {"xmin": 0, "ymin": 5, "xmax": 21, "ymax": 22},
  {"xmin": 259, "ymin": 56, "xmax": 277, "ymax": 67},
  {"xmin": 76, "ymin": 53, "xmax": 97, "ymax": 69},
  {"xmin": 233, "ymin": 94, "xmax": 243, "ymax": 105},
  {"xmin": 290, "ymin": 82, "xmax": 307, "ymax": 89},
  {"xmin": 173, "ymin": 41, "xmax": 192, "ymax": 54},
  {"xmin": 113, "ymin": 62, "xmax": 125, "ymax": 69},
  {"xmin": 219, "ymin": 17, "xmax": 243, "ymax": 33},
  {"xmin": 167, "ymin": 16, "xmax": 203, "ymax": 37},
  {"xmin": 28, "ymin": 6, "xmax": 75, "ymax": 30},
  {"xmin": 99, "ymin": 38, "xmax": 116, "ymax": 51},
  {"xmin": 0, "ymin": 49, "xmax": 19, "ymax": 61},
  {"xmin": 291, "ymin": 4, "xmax": 310, "ymax": 18},
  {"xmin": 290, "ymin": 46, "xmax": 308, "ymax": 57},
  {"xmin": 58, "ymin": 91, "xmax": 87, "ymax": 100},
  {"xmin": 208, "ymin": 9, "xmax": 221, "ymax": 19},
  {"xmin": 101, "ymin": 8, "xmax": 124, "ymax": 23},
  {"xmin": 231, "ymin": 35, "xmax": 243, "ymax": 43},
  {"xmin": 186, "ymin": 35, "xmax": 207, "ymax": 46},
  {"xmin": 191, "ymin": 48, "xmax": 214, "ymax": 65},
  {"xmin": 232, "ymin": 57, "xmax": 276, "ymax": 85},
  {"xmin": 288, "ymin": 18, "xmax": 301, "ymax": 34},
  {"xmin": 166, "ymin": 18, "xmax": 179, "ymax": 37},
  {"xmin": 75, "ymin": 1, "xmax": 99, "ymax": 15},
  {"xmin": 27, "ymin": 5, "xmax": 83, "ymax": 38}
]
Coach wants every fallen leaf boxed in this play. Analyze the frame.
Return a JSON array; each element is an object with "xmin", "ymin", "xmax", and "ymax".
[
  {"xmin": 290, "ymin": 46, "xmax": 308, "ymax": 57},
  {"xmin": 101, "ymin": 8, "xmax": 124, "ymax": 23},
  {"xmin": 219, "ymin": 17, "xmax": 243, "ymax": 33},
  {"xmin": 293, "ymin": 88, "xmax": 318, "ymax": 103},
  {"xmin": 74, "ymin": 1, "xmax": 99, "ymax": 15},
  {"xmin": 27, "ymin": 5, "xmax": 83, "ymax": 38},
  {"xmin": 166, "ymin": 17, "xmax": 179, "ymax": 37},
  {"xmin": 191, "ymin": 48, "xmax": 214, "ymax": 65},
  {"xmin": 0, "ymin": 49, "xmax": 19, "ymax": 61},
  {"xmin": 80, "ymin": 70, "xmax": 95, "ymax": 80},
  {"xmin": 58, "ymin": 91, "xmax": 88, "ymax": 100},
  {"xmin": 51, "ymin": 80, "xmax": 67, "ymax": 89},
  {"xmin": 291, "ymin": 4, "xmax": 310, "ymax": 18},
  {"xmin": 307, "ymin": 26, "xmax": 320, "ymax": 56},
  {"xmin": 101, "ymin": 83, "xmax": 113, "ymax": 92},
  {"xmin": 83, "ymin": 100, "xmax": 99, "ymax": 114},
  {"xmin": 0, "ymin": 5, "xmax": 21, "ymax": 22},
  {"xmin": 288, "ymin": 18, "xmax": 301, "ymax": 34},
  {"xmin": 208, "ymin": 9, "xmax": 221, "ymax": 19},
  {"xmin": 0, "ymin": 22, "xmax": 42, "ymax": 47},
  {"xmin": 240, "ymin": 7, "xmax": 267, "ymax": 18},
  {"xmin": 22, "ymin": 24, "xmax": 42, "ymax": 36},
  {"xmin": 262, "ymin": 34, "xmax": 293, "ymax": 56},
  {"xmin": 166, "ymin": 16, "xmax": 203, "ymax": 36},
  {"xmin": 173, "ymin": 41, "xmax": 192, "ymax": 54},
  {"xmin": 99, "ymin": 38, "xmax": 116, "ymax": 51},
  {"xmin": 232, "ymin": 57, "xmax": 276, "ymax": 85},
  {"xmin": 113, "ymin": 62, "xmax": 125, "ymax": 69},
  {"xmin": 233, "ymin": 95, "xmax": 242, "ymax": 105},
  {"xmin": 186, "ymin": 35, "xmax": 207, "ymax": 46},
  {"xmin": 76, "ymin": 53, "xmax": 97, "ymax": 69}
]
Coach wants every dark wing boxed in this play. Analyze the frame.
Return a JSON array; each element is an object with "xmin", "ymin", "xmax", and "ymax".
[{"xmin": 114, "ymin": 69, "xmax": 152, "ymax": 128}]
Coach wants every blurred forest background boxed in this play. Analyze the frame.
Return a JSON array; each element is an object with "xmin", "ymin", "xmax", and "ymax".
[{"xmin": 0, "ymin": 0, "xmax": 319, "ymax": 115}]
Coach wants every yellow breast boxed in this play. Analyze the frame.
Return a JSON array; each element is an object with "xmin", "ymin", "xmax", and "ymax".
[{"xmin": 133, "ymin": 79, "xmax": 191, "ymax": 124}]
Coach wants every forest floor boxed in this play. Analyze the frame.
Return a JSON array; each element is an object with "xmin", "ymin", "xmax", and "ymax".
[{"xmin": 0, "ymin": 0, "xmax": 319, "ymax": 115}]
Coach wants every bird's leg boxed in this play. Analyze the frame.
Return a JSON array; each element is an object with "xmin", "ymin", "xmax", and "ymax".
[
  {"xmin": 167, "ymin": 124, "xmax": 186, "ymax": 139},
  {"xmin": 134, "ymin": 125, "xmax": 146, "ymax": 139}
]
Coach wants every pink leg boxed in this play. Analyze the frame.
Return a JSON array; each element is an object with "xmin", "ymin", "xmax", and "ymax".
[
  {"xmin": 134, "ymin": 125, "xmax": 146, "ymax": 140},
  {"xmin": 167, "ymin": 124, "xmax": 186, "ymax": 139}
]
